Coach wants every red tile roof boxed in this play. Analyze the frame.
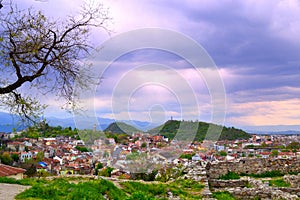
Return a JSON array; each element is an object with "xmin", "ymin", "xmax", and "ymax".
[{"xmin": 0, "ymin": 164, "xmax": 26, "ymax": 177}]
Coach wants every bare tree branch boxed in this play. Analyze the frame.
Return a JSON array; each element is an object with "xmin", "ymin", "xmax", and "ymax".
[{"xmin": 0, "ymin": 1, "xmax": 111, "ymax": 123}]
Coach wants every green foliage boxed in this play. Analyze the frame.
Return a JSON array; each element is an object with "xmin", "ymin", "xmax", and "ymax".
[
  {"xmin": 155, "ymin": 166, "xmax": 185, "ymax": 182},
  {"xmin": 19, "ymin": 124, "xmax": 78, "ymax": 139},
  {"xmin": 98, "ymin": 167, "xmax": 114, "ymax": 177},
  {"xmin": 25, "ymin": 164, "xmax": 37, "ymax": 177},
  {"xmin": 286, "ymin": 142, "xmax": 300, "ymax": 150},
  {"xmin": 141, "ymin": 142, "xmax": 147, "ymax": 148},
  {"xmin": 245, "ymin": 182, "xmax": 252, "ymax": 188},
  {"xmin": 16, "ymin": 178, "xmax": 127, "ymax": 200},
  {"xmin": 121, "ymin": 179, "xmax": 203, "ymax": 199},
  {"xmin": 94, "ymin": 162, "xmax": 104, "ymax": 175},
  {"xmin": 79, "ymin": 130, "xmax": 105, "ymax": 145},
  {"xmin": 248, "ymin": 153, "xmax": 254, "ymax": 157},
  {"xmin": 104, "ymin": 122, "xmax": 141, "ymax": 134},
  {"xmin": 179, "ymin": 153, "xmax": 193, "ymax": 160},
  {"xmin": 288, "ymin": 171, "xmax": 299, "ymax": 175},
  {"xmin": 4, "ymin": 176, "xmax": 204, "ymax": 200},
  {"xmin": 219, "ymin": 172, "xmax": 240, "ymax": 180},
  {"xmin": 212, "ymin": 191, "xmax": 236, "ymax": 200},
  {"xmin": 126, "ymin": 191, "xmax": 155, "ymax": 200},
  {"xmin": 271, "ymin": 150, "xmax": 279, "ymax": 157},
  {"xmin": 174, "ymin": 179, "xmax": 205, "ymax": 190},
  {"xmin": 269, "ymin": 179, "xmax": 291, "ymax": 187},
  {"xmin": 0, "ymin": 152, "xmax": 13, "ymax": 165},
  {"xmin": 130, "ymin": 170, "xmax": 158, "ymax": 181},
  {"xmin": 36, "ymin": 152, "xmax": 44, "ymax": 162},
  {"xmin": 241, "ymin": 170, "xmax": 284, "ymax": 178},
  {"xmin": 0, "ymin": 176, "xmax": 47, "ymax": 186},
  {"xmin": 11, "ymin": 153, "xmax": 19, "ymax": 162},
  {"xmin": 219, "ymin": 150, "xmax": 227, "ymax": 156},
  {"xmin": 148, "ymin": 120, "xmax": 250, "ymax": 141},
  {"xmin": 75, "ymin": 146, "xmax": 89, "ymax": 152}
]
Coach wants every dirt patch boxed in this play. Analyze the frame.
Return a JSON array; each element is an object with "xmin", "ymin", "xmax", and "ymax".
[{"xmin": 0, "ymin": 183, "xmax": 31, "ymax": 200}]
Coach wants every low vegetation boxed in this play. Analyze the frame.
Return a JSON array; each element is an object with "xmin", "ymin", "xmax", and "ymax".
[
  {"xmin": 148, "ymin": 120, "xmax": 250, "ymax": 141},
  {"xmin": 120, "ymin": 179, "xmax": 204, "ymax": 199},
  {"xmin": 16, "ymin": 123, "xmax": 79, "ymax": 139},
  {"xmin": 0, "ymin": 176, "xmax": 47, "ymax": 186},
  {"xmin": 240, "ymin": 170, "xmax": 284, "ymax": 178},
  {"xmin": 16, "ymin": 178, "xmax": 126, "ymax": 200},
  {"xmin": 212, "ymin": 191, "xmax": 236, "ymax": 200},
  {"xmin": 269, "ymin": 179, "xmax": 291, "ymax": 187},
  {"xmin": 1, "ymin": 177, "xmax": 204, "ymax": 200},
  {"xmin": 219, "ymin": 172, "xmax": 240, "ymax": 180}
]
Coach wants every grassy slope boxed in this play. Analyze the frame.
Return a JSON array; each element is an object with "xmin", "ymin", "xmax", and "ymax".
[{"xmin": 0, "ymin": 177, "xmax": 204, "ymax": 200}]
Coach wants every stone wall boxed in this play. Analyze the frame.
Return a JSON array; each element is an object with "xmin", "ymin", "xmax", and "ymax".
[
  {"xmin": 223, "ymin": 187, "xmax": 299, "ymax": 200},
  {"xmin": 209, "ymin": 179, "xmax": 248, "ymax": 188},
  {"xmin": 284, "ymin": 174, "xmax": 300, "ymax": 188},
  {"xmin": 206, "ymin": 158, "xmax": 300, "ymax": 179}
]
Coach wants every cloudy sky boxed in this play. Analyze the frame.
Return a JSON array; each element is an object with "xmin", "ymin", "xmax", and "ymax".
[{"xmin": 11, "ymin": 0, "xmax": 300, "ymax": 130}]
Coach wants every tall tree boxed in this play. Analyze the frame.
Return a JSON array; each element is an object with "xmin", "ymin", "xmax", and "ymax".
[{"xmin": 0, "ymin": 2, "xmax": 110, "ymax": 122}]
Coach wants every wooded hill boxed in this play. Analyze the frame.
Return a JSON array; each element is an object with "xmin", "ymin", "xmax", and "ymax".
[
  {"xmin": 148, "ymin": 120, "xmax": 251, "ymax": 141},
  {"xmin": 104, "ymin": 122, "xmax": 141, "ymax": 135}
]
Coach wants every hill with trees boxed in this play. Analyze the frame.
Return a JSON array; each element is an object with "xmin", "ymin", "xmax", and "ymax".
[
  {"xmin": 104, "ymin": 122, "xmax": 142, "ymax": 135},
  {"xmin": 148, "ymin": 120, "xmax": 251, "ymax": 141}
]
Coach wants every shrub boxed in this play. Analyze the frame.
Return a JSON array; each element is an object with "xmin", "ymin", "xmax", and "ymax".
[
  {"xmin": 219, "ymin": 172, "xmax": 240, "ymax": 180},
  {"xmin": 241, "ymin": 170, "xmax": 284, "ymax": 178},
  {"xmin": 16, "ymin": 178, "xmax": 127, "ymax": 200},
  {"xmin": 269, "ymin": 179, "xmax": 291, "ymax": 187},
  {"xmin": 212, "ymin": 191, "xmax": 236, "ymax": 200}
]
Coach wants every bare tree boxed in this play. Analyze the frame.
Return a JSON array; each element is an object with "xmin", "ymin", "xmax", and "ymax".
[{"xmin": 0, "ymin": 2, "xmax": 110, "ymax": 122}]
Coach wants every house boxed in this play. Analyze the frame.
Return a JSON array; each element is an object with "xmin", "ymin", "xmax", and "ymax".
[
  {"xmin": 20, "ymin": 152, "xmax": 33, "ymax": 162},
  {"xmin": 259, "ymin": 152, "xmax": 271, "ymax": 158},
  {"xmin": 0, "ymin": 164, "xmax": 26, "ymax": 179},
  {"xmin": 192, "ymin": 154, "xmax": 202, "ymax": 161}
]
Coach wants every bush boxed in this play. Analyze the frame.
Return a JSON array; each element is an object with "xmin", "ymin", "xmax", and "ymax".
[
  {"xmin": 0, "ymin": 177, "xmax": 47, "ymax": 186},
  {"xmin": 126, "ymin": 191, "xmax": 156, "ymax": 200},
  {"xmin": 219, "ymin": 172, "xmax": 240, "ymax": 180},
  {"xmin": 212, "ymin": 191, "xmax": 236, "ymax": 200},
  {"xmin": 16, "ymin": 178, "xmax": 127, "ymax": 200},
  {"xmin": 242, "ymin": 170, "xmax": 284, "ymax": 178},
  {"xmin": 98, "ymin": 167, "xmax": 114, "ymax": 177},
  {"xmin": 269, "ymin": 179, "xmax": 291, "ymax": 187}
]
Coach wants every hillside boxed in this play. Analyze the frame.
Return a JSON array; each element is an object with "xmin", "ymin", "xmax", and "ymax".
[
  {"xmin": 104, "ymin": 122, "xmax": 142, "ymax": 134},
  {"xmin": 148, "ymin": 120, "xmax": 251, "ymax": 141}
]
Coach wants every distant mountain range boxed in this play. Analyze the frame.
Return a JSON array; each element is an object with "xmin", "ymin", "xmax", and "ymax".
[
  {"xmin": 242, "ymin": 125, "xmax": 300, "ymax": 135},
  {"xmin": 0, "ymin": 112, "xmax": 157, "ymax": 133}
]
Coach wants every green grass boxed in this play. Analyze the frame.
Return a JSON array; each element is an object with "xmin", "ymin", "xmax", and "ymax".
[
  {"xmin": 219, "ymin": 172, "xmax": 240, "ymax": 180},
  {"xmin": 2, "ymin": 177, "xmax": 204, "ymax": 200},
  {"xmin": 288, "ymin": 171, "xmax": 299, "ymax": 175},
  {"xmin": 240, "ymin": 170, "xmax": 284, "ymax": 178},
  {"xmin": 0, "ymin": 176, "xmax": 48, "ymax": 186},
  {"xmin": 120, "ymin": 179, "xmax": 204, "ymax": 199},
  {"xmin": 212, "ymin": 191, "xmax": 236, "ymax": 200},
  {"xmin": 16, "ymin": 178, "xmax": 127, "ymax": 200},
  {"xmin": 269, "ymin": 179, "xmax": 291, "ymax": 188}
]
